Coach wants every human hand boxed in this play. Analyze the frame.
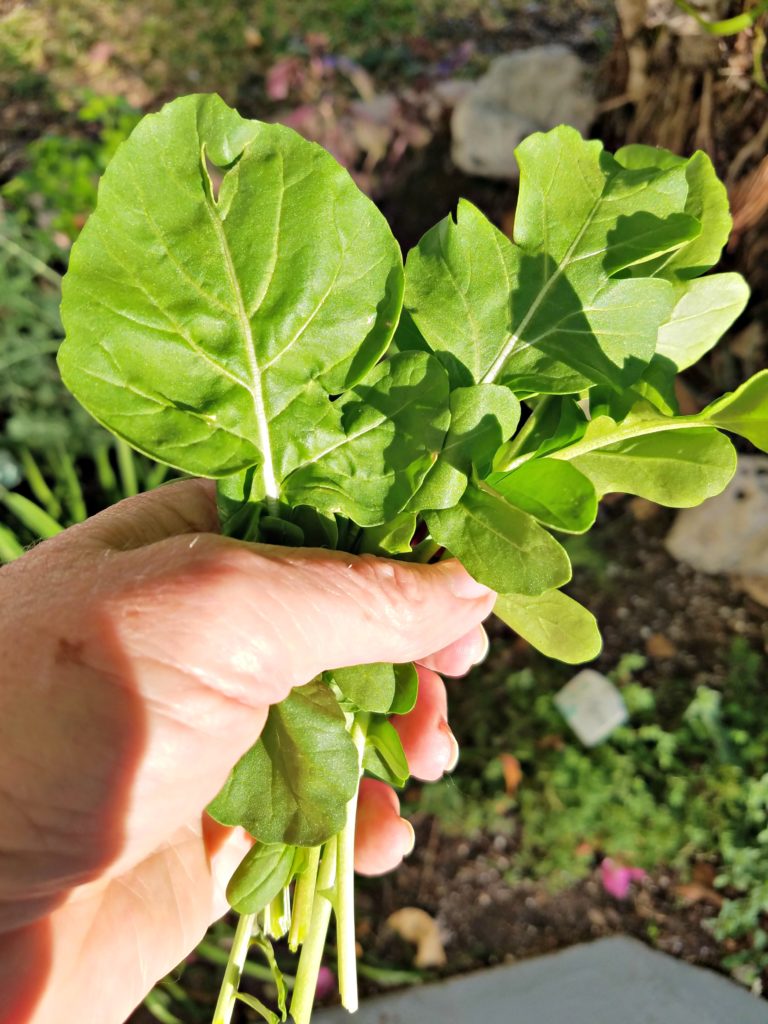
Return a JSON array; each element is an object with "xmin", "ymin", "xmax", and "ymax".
[{"xmin": 0, "ymin": 479, "xmax": 493, "ymax": 1023}]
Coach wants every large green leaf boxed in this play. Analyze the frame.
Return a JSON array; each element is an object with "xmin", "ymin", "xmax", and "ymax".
[
  {"xmin": 486, "ymin": 458, "xmax": 597, "ymax": 533},
  {"xmin": 426, "ymin": 482, "xmax": 571, "ymax": 596},
  {"xmin": 495, "ymin": 590, "xmax": 602, "ymax": 664},
  {"xmin": 568, "ymin": 426, "xmax": 737, "ymax": 506},
  {"xmin": 207, "ymin": 679, "xmax": 359, "ymax": 846},
  {"xmin": 59, "ymin": 93, "xmax": 403, "ymax": 497},
  {"xmin": 404, "ymin": 127, "xmax": 706, "ymax": 394}
]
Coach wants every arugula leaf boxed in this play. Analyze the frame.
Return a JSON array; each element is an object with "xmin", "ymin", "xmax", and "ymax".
[
  {"xmin": 614, "ymin": 146, "xmax": 731, "ymax": 279},
  {"xmin": 569, "ymin": 427, "xmax": 737, "ymax": 506},
  {"xmin": 59, "ymin": 93, "xmax": 403, "ymax": 500},
  {"xmin": 695, "ymin": 370, "xmax": 768, "ymax": 452},
  {"xmin": 208, "ymin": 679, "xmax": 359, "ymax": 845},
  {"xmin": 280, "ymin": 351, "xmax": 451, "ymax": 525},
  {"xmin": 426, "ymin": 482, "xmax": 572, "ymax": 596},
  {"xmin": 362, "ymin": 720, "xmax": 410, "ymax": 787},
  {"xmin": 486, "ymin": 458, "xmax": 597, "ymax": 534},
  {"xmin": 656, "ymin": 274, "xmax": 750, "ymax": 372},
  {"xmin": 331, "ymin": 662, "xmax": 416, "ymax": 715},
  {"xmin": 495, "ymin": 590, "xmax": 602, "ymax": 664},
  {"xmin": 403, "ymin": 127, "xmax": 707, "ymax": 394},
  {"xmin": 226, "ymin": 842, "xmax": 296, "ymax": 914},
  {"xmin": 389, "ymin": 661, "xmax": 419, "ymax": 715},
  {"xmin": 407, "ymin": 383, "xmax": 520, "ymax": 511}
]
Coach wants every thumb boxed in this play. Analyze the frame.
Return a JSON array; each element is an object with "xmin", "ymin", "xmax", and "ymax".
[{"xmin": 109, "ymin": 518, "xmax": 494, "ymax": 709}]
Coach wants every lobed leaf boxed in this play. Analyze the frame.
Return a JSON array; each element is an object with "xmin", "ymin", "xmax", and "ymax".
[{"xmin": 403, "ymin": 127, "xmax": 712, "ymax": 394}]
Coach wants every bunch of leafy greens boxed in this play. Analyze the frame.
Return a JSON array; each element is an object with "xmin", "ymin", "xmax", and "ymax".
[{"xmin": 58, "ymin": 94, "xmax": 763, "ymax": 1022}]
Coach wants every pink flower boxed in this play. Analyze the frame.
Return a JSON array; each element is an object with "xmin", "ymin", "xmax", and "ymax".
[
  {"xmin": 600, "ymin": 857, "xmax": 647, "ymax": 900},
  {"xmin": 315, "ymin": 965, "xmax": 336, "ymax": 1001}
]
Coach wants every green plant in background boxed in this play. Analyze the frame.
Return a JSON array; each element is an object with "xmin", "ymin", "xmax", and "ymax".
[
  {"xmin": 2, "ymin": 93, "xmax": 141, "ymax": 241},
  {"xmin": 54, "ymin": 92, "xmax": 768, "ymax": 1019},
  {"xmin": 419, "ymin": 637, "xmax": 768, "ymax": 986},
  {"xmin": 0, "ymin": 205, "xmax": 165, "ymax": 558}
]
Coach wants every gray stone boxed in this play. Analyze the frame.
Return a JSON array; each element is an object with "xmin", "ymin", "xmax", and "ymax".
[
  {"xmin": 665, "ymin": 455, "xmax": 768, "ymax": 577},
  {"xmin": 451, "ymin": 45, "xmax": 596, "ymax": 180},
  {"xmin": 315, "ymin": 936, "xmax": 768, "ymax": 1023}
]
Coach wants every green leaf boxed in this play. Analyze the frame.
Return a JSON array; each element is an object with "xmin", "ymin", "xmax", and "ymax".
[
  {"xmin": 614, "ymin": 147, "xmax": 732, "ymax": 279},
  {"xmin": 569, "ymin": 426, "xmax": 737, "ymax": 506},
  {"xmin": 226, "ymin": 842, "xmax": 296, "ymax": 914},
  {"xmin": 252, "ymin": 932, "xmax": 289, "ymax": 1019},
  {"xmin": 207, "ymin": 679, "xmax": 359, "ymax": 845},
  {"xmin": 634, "ymin": 273, "xmax": 750, "ymax": 417},
  {"xmin": 332, "ymin": 661, "xmax": 417, "ymax": 715},
  {"xmin": 656, "ymin": 275, "xmax": 750, "ymax": 371},
  {"xmin": 426, "ymin": 482, "xmax": 572, "ymax": 596},
  {"xmin": 363, "ymin": 719, "xmax": 410, "ymax": 787},
  {"xmin": 495, "ymin": 590, "xmax": 602, "ymax": 664},
  {"xmin": 408, "ymin": 383, "xmax": 521, "ymax": 511},
  {"xmin": 696, "ymin": 371, "xmax": 768, "ymax": 453},
  {"xmin": 389, "ymin": 662, "xmax": 418, "ymax": 716},
  {"xmin": 59, "ymin": 93, "xmax": 403, "ymax": 498},
  {"xmin": 495, "ymin": 396, "xmax": 588, "ymax": 466},
  {"xmin": 280, "ymin": 351, "xmax": 451, "ymax": 526},
  {"xmin": 332, "ymin": 662, "xmax": 398, "ymax": 714},
  {"xmin": 357, "ymin": 512, "xmax": 416, "ymax": 555},
  {"xmin": 404, "ymin": 127, "xmax": 697, "ymax": 394},
  {"xmin": 236, "ymin": 992, "xmax": 279, "ymax": 1024},
  {"xmin": 487, "ymin": 458, "xmax": 597, "ymax": 534}
]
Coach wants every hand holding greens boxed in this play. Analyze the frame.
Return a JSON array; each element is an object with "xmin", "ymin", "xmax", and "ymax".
[{"xmin": 58, "ymin": 93, "xmax": 760, "ymax": 1022}]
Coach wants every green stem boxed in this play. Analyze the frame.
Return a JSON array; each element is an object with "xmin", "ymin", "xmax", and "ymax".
[
  {"xmin": 336, "ymin": 718, "xmax": 367, "ymax": 1012},
  {"xmin": 0, "ymin": 230, "xmax": 63, "ymax": 286},
  {"xmin": 495, "ymin": 395, "xmax": 551, "ymax": 468},
  {"xmin": 289, "ymin": 846, "xmax": 321, "ymax": 952},
  {"xmin": 290, "ymin": 837, "xmax": 337, "ymax": 1024},
  {"xmin": 54, "ymin": 444, "xmax": 87, "ymax": 523},
  {"xmin": 19, "ymin": 447, "xmax": 61, "ymax": 519},
  {"xmin": 94, "ymin": 444, "xmax": 118, "ymax": 499},
  {"xmin": 211, "ymin": 912, "xmax": 255, "ymax": 1024},
  {"xmin": 672, "ymin": 0, "xmax": 768, "ymax": 35},
  {"xmin": 116, "ymin": 439, "xmax": 139, "ymax": 498}
]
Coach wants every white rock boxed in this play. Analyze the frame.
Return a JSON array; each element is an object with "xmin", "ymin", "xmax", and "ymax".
[
  {"xmin": 451, "ymin": 45, "xmax": 596, "ymax": 180},
  {"xmin": 665, "ymin": 455, "xmax": 768, "ymax": 576},
  {"xmin": 555, "ymin": 670, "xmax": 628, "ymax": 748}
]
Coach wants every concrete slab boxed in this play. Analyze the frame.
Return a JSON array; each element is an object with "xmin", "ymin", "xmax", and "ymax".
[{"xmin": 316, "ymin": 937, "xmax": 768, "ymax": 1024}]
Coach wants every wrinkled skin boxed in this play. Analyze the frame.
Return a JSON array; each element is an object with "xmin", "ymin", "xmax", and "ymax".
[{"xmin": 0, "ymin": 480, "xmax": 494, "ymax": 1023}]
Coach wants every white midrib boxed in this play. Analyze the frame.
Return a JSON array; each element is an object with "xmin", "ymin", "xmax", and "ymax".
[
  {"xmin": 479, "ymin": 193, "xmax": 603, "ymax": 385},
  {"xmin": 207, "ymin": 206, "xmax": 280, "ymax": 504}
]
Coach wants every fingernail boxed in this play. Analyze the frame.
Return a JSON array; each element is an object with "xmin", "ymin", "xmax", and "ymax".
[
  {"xmin": 472, "ymin": 628, "xmax": 490, "ymax": 665},
  {"xmin": 400, "ymin": 818, "xmax": 416, "ymax": 856},
  {"xmin": 444, "ymin": 562, "xmax": 493, "ymax": 600},
  {"xmin": 446, "ymin": 730, "xmax": 460, "ymax": 772},
  {"xmin": 439, "ymin": 719, "xmax": 460, "ymax": 772}
]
